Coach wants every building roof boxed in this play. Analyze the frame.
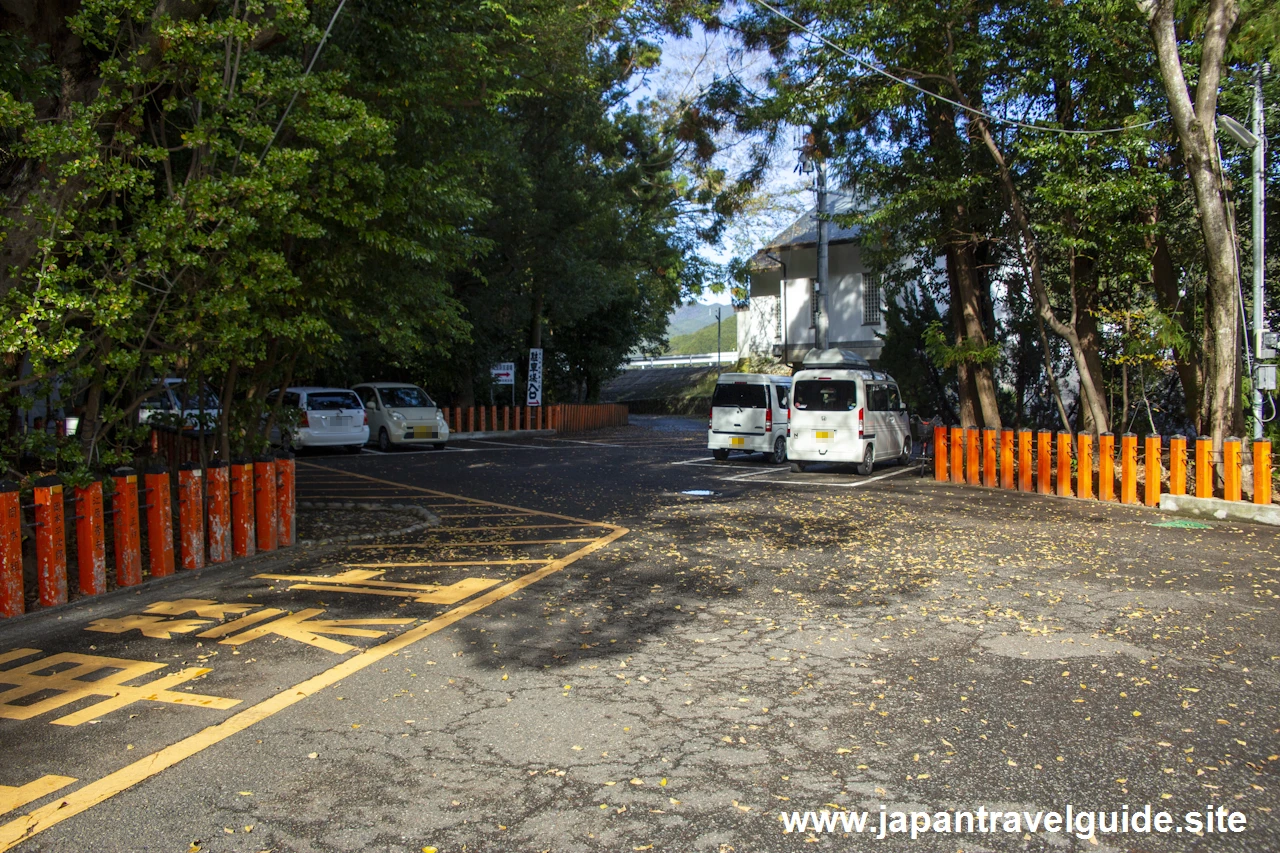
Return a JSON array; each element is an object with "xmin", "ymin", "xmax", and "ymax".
[{"xmin": 760, "ymin": 191, "xmax": 864, "ymax": 253}]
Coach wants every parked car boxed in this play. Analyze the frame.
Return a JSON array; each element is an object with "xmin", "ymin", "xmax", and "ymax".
[
  {"xmin": 138, "ymin": 378, "xmax": 220, "ymax": 431},
  {"xmin": 353, "ymin": 383, "xmax": 449, "ymax": 451},
  {"xmin": 707, "ymin": 373, "xmax": 791, "ymax": 463},
  {"xmin": 787, "ymin": 348, "xmax": 911, "ymax": 475},
  {"xmin": 269, "ymin": 387, "xmax": 369, "ymax": 452}
]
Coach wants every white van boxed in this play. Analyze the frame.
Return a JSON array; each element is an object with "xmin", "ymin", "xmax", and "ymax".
[
  {"xmin": 708, "ymin": 373, "xmax": 792, "ymax": 463},
  {"xmin": 787, "ymin": 349, "xmax": 911, "ymax": 474}
]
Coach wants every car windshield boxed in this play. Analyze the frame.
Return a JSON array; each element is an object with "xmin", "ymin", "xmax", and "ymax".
[
  {"xmin": 380, "ymin": 387, "xmax": 434, "ymax": 409},
  {"xmin": 711, "ymin": 383, "xmax": 767, "ymax": 409},
  {"xmin": 793, "ymin": 380, "xmax": 857, "ymax": 411},
  {"xmin": 177, "ymin": 387, "xmax": 219, "ymax": 410},
  {"xmin": 306, "ymin": 392, "xmax": 361, "ymax": 411}
]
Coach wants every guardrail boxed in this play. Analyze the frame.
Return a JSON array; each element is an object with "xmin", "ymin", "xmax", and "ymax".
[
  {"xmin": 624, "ymin": 352, "xmax": 739, "ymax": 369},
  {"xmin": 0, "ymin": 454, "xmax": 296, "ymax": 619},
  {"xmin": 931, "ymin": 426, "xmax": 1273, "ymax": 506}
]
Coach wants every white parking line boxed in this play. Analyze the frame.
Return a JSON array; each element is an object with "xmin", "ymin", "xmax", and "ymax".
[
  {"xmin": 721, "ymin": 468, "xmax": 785, "ymax": 481},
  {"xmin": 719, "ymin": 465, "xmax": 921, "ymax": 488},
  {"xmin": 468, "ymin": 439, "xmax": 547, "ymax": 449},
  {"xmin": 670, "ymin": 458, "xmax": 720, "ymax": 466},
  {"xmin": 361, "ymin": 448, "xmax": 386, "ymax": 455},
  {"xmin": 546, "ymin": 438, "xmax": 626, "ymax": 448}
]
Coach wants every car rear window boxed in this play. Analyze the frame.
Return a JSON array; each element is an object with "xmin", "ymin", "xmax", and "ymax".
[
  {"xmin": 306, "ymin": 392, "xmax": 361, "ymax": 411},
  {"xmin": 380, "ymin": 387, "xmax": 434, "ymax": 408},
  {"xmin": 711, "ymin": 383, "xmax": 767, "ymax": 409},
  {"xmin": 793, "ymin": 380, "xmax": 857, "ymax": 411}
]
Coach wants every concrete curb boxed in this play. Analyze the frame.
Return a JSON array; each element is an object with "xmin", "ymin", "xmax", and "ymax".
[
  {"xmin": 448, "ymin": 429, "xmax": 557, "ymax": 441},
  {"xmin": 295, "ymin": 501, "xmax": 441, "ymax": 545},
  {"xmin": 1158, "ymin": 494, "xmax": 1280, "ymax": 527}
]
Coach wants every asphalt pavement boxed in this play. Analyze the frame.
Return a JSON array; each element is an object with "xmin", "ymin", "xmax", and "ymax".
[{"xmin": 1, "ymin": 415, "xmax": 1277, "ymax": 852}]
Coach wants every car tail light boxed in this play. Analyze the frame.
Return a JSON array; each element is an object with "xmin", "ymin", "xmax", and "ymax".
[
  {"xmin": 708, "ymin": 406, "xmax": 713, "ymax": 430},
  {"xmin": 765, "ymin": 407, "xmax": 773, "ymax": 433},
  {"xmin": 787, "ymin": 406, "xmax": 791, "ymax": 436},
  {"xmin": 858, "ymin": 407, "xmax": 864, "ymax": 438},
  {"xmin": 362, "ymin": 410, "xmax": 368, "ymax": 425},
  {"xmin": 299, "ymin": 411, "xmax": 310, "ymax": 428}
]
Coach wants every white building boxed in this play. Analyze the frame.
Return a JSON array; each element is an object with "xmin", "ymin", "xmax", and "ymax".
[{"xmin": 739, "ymin": 196, "xmax": 887, "ymax": 366}]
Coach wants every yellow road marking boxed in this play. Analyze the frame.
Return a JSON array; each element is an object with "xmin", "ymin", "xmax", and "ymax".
[
  {"xmin": 347, "ymin": 538, "xmax": 599, "ymax": 548},
  {"xmin": 0, "ymin": 777, "xmax": 76, "ymax": 818},
  {"xmin": 343, "ymin": 559, "xmax": 553, "ymax": 567},
  {"xmin": 446, "ymin": 523, "xmax": 609, "ymax": 531},
  {"xmin": 436, "ymin": 512, "xmax": 535, "ymax": 518},
  {"xmin": 0, "ymin": 522, "xmax": 627, "ymax": 849}
]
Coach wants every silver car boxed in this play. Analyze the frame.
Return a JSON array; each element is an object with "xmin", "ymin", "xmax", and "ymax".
[
  {"xmin": 353, "ymin": 382, "xmax": 449, "ymax": 451},
  {"xmin": 270, "ymin": 387, "xmax": 369, "ymax": 452}
]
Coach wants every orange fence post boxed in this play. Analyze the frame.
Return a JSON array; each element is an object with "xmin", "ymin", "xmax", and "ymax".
[
  {"xmin": 1254, "ymin": 441, "xmax": 1272, "ymax": 505},
  {"xmin": 143, "ymin": 466, "xmax": 174, "ymax": 578},
  {"xmin": 1223, "ymin": 438, "xmax": 1241, "ymax": 501},
  {"xmin": 934, "ymin": 425, "xmax": 948, "ymax": 481},
  {"xmin": 503, "ymin": 406, "xmax": 509, "ymax": 431},
  {"xmin": 1037, "ymin": 431, "xmax": 1052, "ymax": 494},
  {"xmin": 1018, "ymin": 430, "xmax": 1033, "ymax": 492},
  {"xmin": 1077, "ymin": 433, "xmax": 1093, "ymax": 500},
  {"xmin": 1169, "ymin": 436, "xmax": 1187, "ymax": 496},
  {"xmin": 999, "ymin": 429, "xmax": 1014, "ymax": 490},
  {"xmin": 1144, "ymin": 435, "xmax": 1162, "ymax": 507},
  {"xmin": 950, "ymin": 428, "xmax": 964, "ymax": 484},
  {"xmin": 206, "ymin": 461, "xmax": 231, "ymax": 564},
  {"xmin": 0, "ymin": 482, "xmax": 22, "ymax": 617},
  {"xmin": 1195, "ymin": 438, "xmax": 1213, "ymax": 498},
  {"xmin": 982, "ymin": 428, "xmax": 997, "ymax": 487},
  {"xmin": 177, "ymin": 462, "xmax": 205, "ymax": 571},
  {"xmin": 112, "ymin": 467, "xmax": 142, "ymax": 586},
  {"xmin": 230, "ymin": 457, "xmax": 255, "ymax": 558},
  {"xmin": 276, "ymin": 452, "xmax": 296, "ymax": 547},
  {"xmin": 254, "ymin": 455, "xmax": 278, "ymax": 552},
  {"xmin": 1098, "ymin": 433, "xmax": 1115, "ymax": 502},
  {"xmin": 1120, "ymin": 434, "xmax": 1138, "ymax": 504},
  {"xmin": 965, "ymin": 428, "xmax": 979, "ymax": 485},
  {"xmin": 467, "ymin": 406, "xmax": 475, "ymax": 433},
  {"xmin": 33, "ymin": 475, "xmax": 67, "ymax": 607},
  {"xmin": 74, "ymin": 481, "xmax": 107, "ymax": 596},
  {"xmin": 1057, "ymin": 432, "xmax": 1073, "ymax": 497}
]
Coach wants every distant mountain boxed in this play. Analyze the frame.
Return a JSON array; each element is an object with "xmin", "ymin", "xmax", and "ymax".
[
  {"xmin": 666, "ymin": 303, "xmax": 730, "ymax": 338},
  {"xmin": 667, "ymin": 314, "xmax": 737, "ymax": 355}
]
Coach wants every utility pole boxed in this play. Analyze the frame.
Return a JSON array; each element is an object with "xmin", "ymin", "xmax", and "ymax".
[
  {"xmin": 716, "ymin": 305, "xmax": 722, "ymax": 373},
  {"xmin": 814, "ymin": 159, "xmax": 830, "ymax": 350},
  {"xmin": 1251, "ymin": 64, "xmax": 1268, "ymax": 439}
]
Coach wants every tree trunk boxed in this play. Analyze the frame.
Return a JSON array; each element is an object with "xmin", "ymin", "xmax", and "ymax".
[
  {"xmin": 1148, "ymin": 229, "xmax": 1203, "ymax": 426},
  {"xmin": 1138, "ymin": 0, "xmax": 1241, "ymax": 447}
]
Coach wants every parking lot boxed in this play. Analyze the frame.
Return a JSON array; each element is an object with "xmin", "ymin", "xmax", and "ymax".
[{"xmin": 1, "ymin": 415, "xmax": 1277, "ymax": 851}]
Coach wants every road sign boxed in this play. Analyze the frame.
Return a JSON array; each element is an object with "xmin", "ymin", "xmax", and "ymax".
[
  {"xmin": 490, "ymin": 363, "xmax": 515, "ymax": 385},
  {"xmin": 526, "ymin": 348, "xmax": 543, "ymax": 407}
]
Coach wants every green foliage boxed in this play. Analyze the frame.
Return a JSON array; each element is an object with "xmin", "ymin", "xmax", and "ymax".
[{"xmin": 666, "ymin": 315, "xmax": 736, "ymax": 355}]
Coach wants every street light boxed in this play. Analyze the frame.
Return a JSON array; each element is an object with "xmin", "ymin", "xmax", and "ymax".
[{"xmin": 1218, "ymin": 65, "xmax": 1269, "ymax": 439}]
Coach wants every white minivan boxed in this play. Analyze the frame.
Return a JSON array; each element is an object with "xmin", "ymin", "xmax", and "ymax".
[
  {"xmin": 787, "ymin": 349, "xmax": 911, "ymax": 475},
  {"xmin": 708, "ymin": 373, "xmax": 792, "ymax": 464}
]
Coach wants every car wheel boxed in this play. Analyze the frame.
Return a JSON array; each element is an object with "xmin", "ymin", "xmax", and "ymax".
[
  {"xmin": 790, "ymin": 461, "xmax": 806, "ymax": 473},
  {"xmin": 858, "ymin": 444, "xmax": 875, "ymax": 476},
  {"xmin": 769, "ymin": 435, "xmax": 787, "ymax": 464},
  {"xmin": 898, "ymin": 439, "xmax": 912, "ymax": 466},
  {"xmin": 377, "ymin": 428, "xmax": 392, "ymax": 452},
  {"xmin": 712, "ymin": 448, "xmax": 729, "ymax": 461}
]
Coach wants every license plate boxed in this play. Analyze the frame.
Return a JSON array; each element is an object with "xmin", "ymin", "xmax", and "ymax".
[
  {"xmin": 730, "ymin": 437, "xmax": 745, "ymax": 446},
  {"xmin": 336, "ymin": 416, "xmax": 352, "ymax": 426},
  {"xmin": 816, "ymin": 430, "xmax": 832, "ymax": 440},
  {"xmin": 408, "ymin": 428, "xmax": 437, "ymax": 439}
]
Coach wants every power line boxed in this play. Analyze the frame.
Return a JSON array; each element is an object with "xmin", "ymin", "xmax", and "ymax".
[{"xmin": 748, "ymin": 0, "xmax": 1163, "ymax": 136}]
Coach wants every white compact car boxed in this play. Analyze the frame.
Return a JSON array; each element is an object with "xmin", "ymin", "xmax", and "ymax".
[
  {"xmin": 708, "ymin": 373, "xmax": 792, "ymax": 463},
  {"xmin": 353, "ymin": 382, "xmax": 449, "ymax": 451},
  {"xmin": 787, "ymin": 349, "xmax": 910, "ymax": 475},
  {"xmin": 271, "ymin": 387, "xmax": 369, "ymax": 452}
]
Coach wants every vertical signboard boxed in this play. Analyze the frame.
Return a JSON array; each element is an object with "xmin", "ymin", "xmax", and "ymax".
[{"xmin": 526, "ymin": 348, "xmax": 543, "ymax": 407}]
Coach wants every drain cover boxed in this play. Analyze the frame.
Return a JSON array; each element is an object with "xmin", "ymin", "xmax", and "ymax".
[
  {"xmin": 1150, "ymin": 519, "xmax": 1212, "ymax": 529},
  {"xmin": 681, "ymin": 489, "xmax": 716, "ymax": 497}
]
